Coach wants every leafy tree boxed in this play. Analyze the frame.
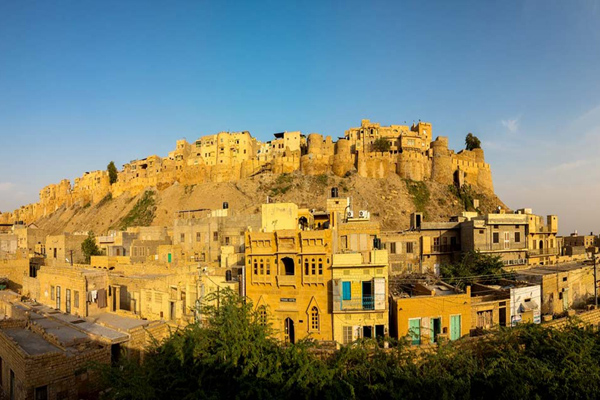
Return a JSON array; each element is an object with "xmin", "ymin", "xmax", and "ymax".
[
  {"xmin": 107, "ymin": 161, "xmax": 118, "ymax": 184},
  {"xmin": 440, "ymin": 250, "xmax": 507, "ymax": 288},
  {"xmin": 99, "ymin": 289, "xmax": 600, "ymax": 400},
  {"xmin": 81, "ymin": 231, "xmax": 102, "ymax": 264},
  {"xmin": 465, "ymin": 133, "xmax": 481, "ymax": 151},
  {"xmin": 372, "ymin": 137, "xmax": 391, "ymax": 152}
]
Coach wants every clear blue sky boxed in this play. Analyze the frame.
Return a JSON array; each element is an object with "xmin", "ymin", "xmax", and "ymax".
[{"xmin": 1, "ymin": 1, "xmax": 599, "ymax": 234}]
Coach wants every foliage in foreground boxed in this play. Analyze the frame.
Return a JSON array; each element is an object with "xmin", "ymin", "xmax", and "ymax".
[{"xmin": 101, "ymin": 289, "xmax": 600, "ymax": 400}]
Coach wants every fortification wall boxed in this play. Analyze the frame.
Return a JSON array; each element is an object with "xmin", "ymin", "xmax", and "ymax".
[{"xmin": 2, "ymin": 121, "xmax": 495, "ymax": 224}]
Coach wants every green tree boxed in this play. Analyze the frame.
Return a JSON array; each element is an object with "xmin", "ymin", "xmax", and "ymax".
[
  {"xmin": 81, "ymin": 231, "xmax": 102, "ymax": 264},
  {"xmin": 372, "ymin": 137, "xmax": 391, "ymax": 152},
  {"xmin": 98, "ymin": 290, "xmax": 600, "ymax": 400},
  {"xmin": 107, "ymin": 161, "xmax": 118, "ymax": 184},
  {"xmin": 440, "ymin": 250, "xmax": 507, "ymax": 288},
  {"xmin": 465, "ymin": 133, "xmax": 481, "ymax": 151}
]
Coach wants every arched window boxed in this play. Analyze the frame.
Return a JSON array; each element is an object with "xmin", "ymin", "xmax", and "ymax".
[
  {"xmin": 253, "ymin": 258, "xmax": 258, "ymax": 275},
  {"xmin": 310, "ymin": 307, "xmax": 319, "ymax": 331},
  {"xmin": 311, "ymin": 258, "xmax": 316, "ymax": 275},
  {"xmin": 259, "ymin": 308, "xmax": 267, "ymax": 326},
  {"xmin": 266, "ymin": 259, "xmax": 271, "ymax": 275},
  {"xmin": 304, "ymin": 258, "xmax": 309, "ymax": 275},
  {"xmin": 318, "ymin": 258, "xmax": 323, "ymax": 275}
]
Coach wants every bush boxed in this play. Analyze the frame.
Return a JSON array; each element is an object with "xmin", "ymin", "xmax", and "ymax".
[
  {"xmin": 117, "ymin": 191, "xmax": 156, "ymax": 230},
  {"xmin": 405, "ymin": 180, "xmax": 430, "ymax": 215},
  {"xmin": 107, "ymin": 161, "xmax": 118, "ymax": 184},
  {"xmin": 100, "ymin": 291, "xmax": 600, "ymax": 400},
  {"xmin": 372, "ymin": 138, "xmax": 391, "ymax": 152},
  {"xmin": 465, "ymin": 133, "xmax": 481, "ymax": 151}
]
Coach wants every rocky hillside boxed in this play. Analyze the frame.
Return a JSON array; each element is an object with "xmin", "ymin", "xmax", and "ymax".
[{"xmin": 34, "ymin": 171, "xmax": 507, "ymax": 235}]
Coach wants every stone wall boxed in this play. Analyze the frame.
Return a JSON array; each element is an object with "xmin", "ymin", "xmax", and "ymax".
[{"xmin": 0, "ymin": 120, "xmax": 495, "ymax": 224}]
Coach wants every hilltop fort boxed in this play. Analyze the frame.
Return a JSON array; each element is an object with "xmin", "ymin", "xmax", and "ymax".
[{"xmin": 0, "ymin": 119, "xmax": 494, "ymax": 225}]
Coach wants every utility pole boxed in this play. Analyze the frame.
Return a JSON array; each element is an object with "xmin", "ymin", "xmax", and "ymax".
[{"xmin": 594, "ymin": 248, "xmax": 598, "ymax": 308}]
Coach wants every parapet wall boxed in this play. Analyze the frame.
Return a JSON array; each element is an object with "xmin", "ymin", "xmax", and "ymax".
[{"xmin": 0, "ymin": 121, "xmax": 495, "ymax": 224}]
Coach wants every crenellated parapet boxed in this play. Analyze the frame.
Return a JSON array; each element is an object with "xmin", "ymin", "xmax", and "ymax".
[{"xmin": 3, "ymin": 119, "xmax": 496, "ymax": 224}]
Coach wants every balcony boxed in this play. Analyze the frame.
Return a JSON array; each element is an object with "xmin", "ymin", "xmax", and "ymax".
[
  {"xmin": 528, "ymin": 248, "xmax": 558, "ymax": 256},
  {"xmin": 431, "ymin": 244, "xmax": 461, "ymax": 253},
  {"xmin": 337, "ymin": 296, "xmax": 375, "ymax": 312},
  {"xmin": 277, "ymin": 275, "xmax": 296, "ymax": 287}
]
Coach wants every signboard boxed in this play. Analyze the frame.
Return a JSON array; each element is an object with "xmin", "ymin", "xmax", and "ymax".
[
  {"xmin": 533, "ymin": 310, "xmax": 541, "ymax": 324},
  {"xmin": 280, "ymin": 298, "xmax": 296, "ymax": 303}
]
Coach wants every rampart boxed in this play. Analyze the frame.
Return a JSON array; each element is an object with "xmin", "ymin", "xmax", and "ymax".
[{"xmin": 0, "ymin": 119, "xmax": 494, "ymax": 224}]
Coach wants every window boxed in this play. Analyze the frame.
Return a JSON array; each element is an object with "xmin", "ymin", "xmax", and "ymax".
[
  {"xmin": 304, "ymin": 259, "xmax": 309, "ymax": 275},
  {"xmin": 50, "ymin": 286, "xmax": 55, "ymax": 300},
  {"xmin": 310, "ymin": 307, "xmax": 320, "ymax": 331},
  {"xmin": 260, "ymin": 259, "xmax": 264, "ymax": 275},
  {"xmin": 180, "ymin": 233, "xmax": 185, "ymax": 243},
  {"xmin": 390, "ymin": 242, "xmax": 396, "ymax": 254},
  {"xmin": 515, "ymin": 232, "xmax": 521, "ymax": 243},
  {"xmin": 34, "ymin": 386, "xmax": 48, "ymax": 400},
  {"xmin": 225, "ymin": 236, "xmax": 230, "ymax": 245},
  {"xmin": 406, "ymin": 242, "xmax": 414, "ymax": 254},
  {"xmin": 342, "ymin": 281, "xmax": 351, "ymax": 300},
  {"xmin": 266, "ymin": 259, "xmax": 271, "ymax": 275},
  {"xmin": 311, "ymin": 258, "xmax": 316, "ymax": 275},
  {"xmin": 56, "ymin": 286, "xmax": 61, "ymax": 310},
  {"xmin": 213, "ymin": 232, "xmax": 219, "ymax": 241},
  {"xmin": 318, "ymin": 259, "xmax": 323, "ymax": 275},
  {"xmin": 74, "ymin": 290, "xmax": 79, "ymax": 308},
  {"xmin": 343, "ymin": 326, "xmax": 353, "ymax": 344},
  {"xmin": 493, "ymin": 232, "xmax": 499, "ymax": 244},
  {"xmin": 65, "ymin": 289, "xmax": 71, "ymax": 314},
  {"xmin": 196, "ymin": 232, "xmax": 201, "ymax": 242},
  {"xmin": 341, "ymin": 236, "xmax": 348, "ymax": 249},
  {"xmin": 253, "ymin": 259, "xmax": 258, "ymax": 275}
]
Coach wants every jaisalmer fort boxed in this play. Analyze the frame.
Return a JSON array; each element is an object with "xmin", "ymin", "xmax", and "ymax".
[{"xmin": 0, "ymin": 119, "xmax": 493, "ymax": 224}]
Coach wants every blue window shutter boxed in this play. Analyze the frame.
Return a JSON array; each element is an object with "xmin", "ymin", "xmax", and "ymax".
[{"xmin": 342, "ymin": 282, "xmax": 351, "ymax": 300}]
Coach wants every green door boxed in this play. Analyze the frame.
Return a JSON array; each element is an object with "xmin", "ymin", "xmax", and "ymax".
[
  {"xmin": 409, "ymin": 318, "xmax": 421, "ymax": 345},
  {"xmin": 450, "ymin": 315, "xmax": 461, "ymax": 340},
  {"xmin": 168, "ymin": 253, "xmax": 172, "ymax": 263}
]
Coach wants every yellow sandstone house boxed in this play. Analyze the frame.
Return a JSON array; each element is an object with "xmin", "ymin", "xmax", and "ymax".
[{"xmin": 245, "ymin": 192, "xmax": 390, "ymax": 345}]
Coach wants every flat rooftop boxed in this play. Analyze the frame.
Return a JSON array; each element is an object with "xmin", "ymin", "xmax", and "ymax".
[
  {"xmin": 391, "ymin": 281, "xmax": 461, "ymax": 298},
  {"xmin": 3, "ymin": 328, "xmax": 60, "ymax": 356},
  {"xmin": 516, "ymin": 263, "xmax": 590, "ymax": 276},
  {"xmin": 89, "ymin": 312, "xmax": 152, "ymax": 332}
]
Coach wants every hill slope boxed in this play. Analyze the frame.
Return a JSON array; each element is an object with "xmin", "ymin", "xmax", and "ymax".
[{"xmin": 34, "ymin": 172, "xmax": 506, "ymax": 235}]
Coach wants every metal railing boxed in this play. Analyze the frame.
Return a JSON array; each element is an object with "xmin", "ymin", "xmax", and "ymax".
[
  {"xmin": 339, "ymin": 296, "xmax": 374, "ymax": 311},
  {"xmin": 528, "ymin": 248, "xmax": 558, "ymax": 256}
]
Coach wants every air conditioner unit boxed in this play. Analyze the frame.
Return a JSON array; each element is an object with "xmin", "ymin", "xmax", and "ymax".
[
  {"xmin": 358, "ymin": 210, "xmax": 369, "ymax": 219},
  {"xmin": 347, "ymin": 211, "xmax": 354, "ymax": 219}
]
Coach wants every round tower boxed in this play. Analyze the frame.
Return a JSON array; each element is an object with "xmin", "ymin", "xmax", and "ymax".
[
  {"xmin": 431, "ymin": 136, "xmax": 453, "ymax": 185},
  {"xmin": 332, "ymin": 139, "xmax": 354, "ymax": 177},
  {"xmin": 307, "ymin": 133, "xmax": 324, "ymax": 155}
]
